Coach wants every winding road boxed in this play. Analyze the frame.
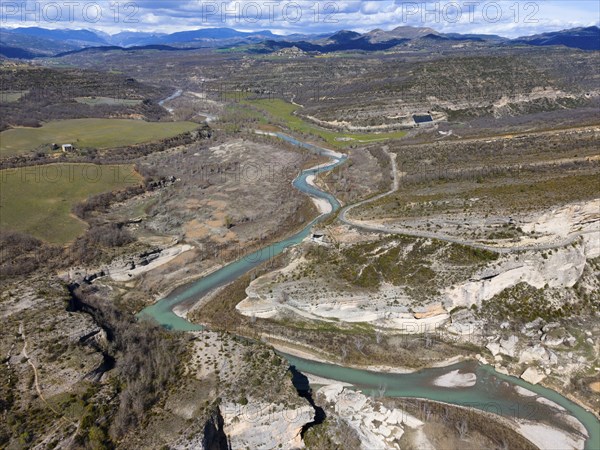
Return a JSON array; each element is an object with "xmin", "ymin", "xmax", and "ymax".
[{"xmin": 338, "ymin": 148, "xmax": 598, "ymax": 255}]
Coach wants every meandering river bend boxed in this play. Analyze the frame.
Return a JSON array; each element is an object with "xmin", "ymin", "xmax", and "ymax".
[{"xmin": 140, "ymin": 132, "xmax": 599, "ymax": 449}]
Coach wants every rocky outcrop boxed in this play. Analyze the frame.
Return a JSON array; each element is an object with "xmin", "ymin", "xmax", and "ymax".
[
  {"xmin": 499, "ymin": 335, "xmax": 519, "ymax": 358},
  {"xmin": 62, "ymin": 244, "xmax": 193, "ymax": 285},
  {"xmin": 521, "ymin": 367, "xmax": 546, "ymax": 384},
  {"xmin": 487, "ymin": 335, "xmax": 520, "ymax": 358},
  {"xmin": 519, "ymin": 344, "xmax": 552, "ymax": 364},
  {"xmin": 446, "ymin": 200, "xmax": 599, "ymax": 309},
  {"xmin": 220, "ymin": 401, "xmax": 313, "ymax": 449},
  {"xmin": 238, "ymin": 274, "xmax": 450, "ymax": 333},
  {"xmin": 317, "ymin": 384, "xmax": 428, "ymax": 450},
  {"xmin": 109, "ymin": 244, "xmax": 193, "ymax": 281},
  {"xmin": 446, "ymin": 242, "xmax": 588, "ymax": 309},
  {"xmin": 447, "ymin": 308, "xmax": 484, "ymax": 335}
]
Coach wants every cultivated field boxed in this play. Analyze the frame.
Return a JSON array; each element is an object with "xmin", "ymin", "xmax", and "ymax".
[
  {"xmin": 0, "ymin": 163, "xmax": 142, "ymax": 243},
  {"xmin": 0, "ymin": 118, "xmax": 198, "ymax": 156}
]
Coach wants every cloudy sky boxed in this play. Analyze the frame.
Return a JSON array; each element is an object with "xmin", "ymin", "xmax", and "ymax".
[{"xmin": 1, "ymin": 1, "xmax": 598, "ymax": 37}]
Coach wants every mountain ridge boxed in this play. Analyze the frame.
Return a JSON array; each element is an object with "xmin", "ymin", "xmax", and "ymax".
[{"xmin": 1, "ymin": 25, "xmax": 597, "ymax": 59}]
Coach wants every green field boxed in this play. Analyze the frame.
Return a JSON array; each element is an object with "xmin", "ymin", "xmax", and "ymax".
[
  {"xmin": 243, "ymin": 98, "xmax": 406, "ymax": 148},
  {"xmin": 0, "ymin": 163, "xmax": 142, "ymax": 243},
  {"xmin": 75, "ymin": 96, "xmax": 143, "ymax": 106},
  {"xmin": 0, "ymin": 118, "xmax": 198, "ymax": 156}
]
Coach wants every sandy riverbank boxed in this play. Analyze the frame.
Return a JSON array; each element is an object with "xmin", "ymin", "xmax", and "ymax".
[{"xmin": 306, "ymin": 174, "xmax": 333, "ymax": 214}]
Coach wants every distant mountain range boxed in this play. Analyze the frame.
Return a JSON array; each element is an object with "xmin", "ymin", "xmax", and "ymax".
[
  {"xmin": 512, "ymin": 26, "xmax": 600, "ymax": 51},
  {"xmin": 53, "ymin": 45, "xmax": 200, "ymax": 58},
  {"xmin": 255, "ymin": 26, "xmax": 513, "ymax": 53},
  {"xmin": 1, "ymin": 25, "xmax": 598, "ymax": 59},
  {"xmin": 255, "ymin": 25, "xmax": 599, "ymax": 54},
  {"xmin": 9, "ymin": 26, "xmax": 108, "ymax": 44}
]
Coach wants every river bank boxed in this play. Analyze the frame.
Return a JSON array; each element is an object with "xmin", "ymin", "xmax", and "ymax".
[{"xmin": 266, "ymin": 335, "xmax": 467, "ymax": 374}]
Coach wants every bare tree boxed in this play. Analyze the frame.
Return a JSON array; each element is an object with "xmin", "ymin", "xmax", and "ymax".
[
  {"xmin": 340, "ymin": 345, "xmax": 348, "ymax": 361},
  {"xmin": 354, "ymin": 337, "xmax": 365, "ymax": 354},
  {"xmin": 375, "ymin": 330, "xmax": 383, "ymax": 344},
  {"xmin": 424, "ymin": 333, "xmax": 433, "ymax": 349},
  {"xmin": 455, "ymin": 419, "xmax": 468, "ymax": 439},
  {"xmin": 441, "ymin": 407, "xmax": 450, "ymax": 424},
  {"xmin": 422, "ymin": 403, "xmax": 432, "ymax": 421},
  {"xmin": 378, "ymin": 382, "xmax": 387, "ymax": 398}
]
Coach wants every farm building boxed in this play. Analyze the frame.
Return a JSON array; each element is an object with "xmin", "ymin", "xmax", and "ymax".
[{"xmin": 413, "ymin": 114, "xmax": 434, "ymax": 126}]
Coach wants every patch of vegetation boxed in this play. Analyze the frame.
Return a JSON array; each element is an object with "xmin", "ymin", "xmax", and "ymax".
[
  {"xmin": 217, "ymin": 103, "xmax": 268, "ymax": 133},
  {"xmin": 0, "ymin": 361, "xmax": 17, "ymax": 447},
  {"xmin": 363, "ymin": 170, "xmax": 600, "ymax": 222},
  {"xmin": 359, "ymin": 127, "xmax": 600, "ymax": 222},
  {"xmin": 305, "ymin": 235, "xmax": 496, "ymax": 297},
  {"xmin": 238, "ymin": 97, "xmax": 406, "ymax": 148},
  {"xmin": 304, "ymin": 418, "xmax": 360, "ymax": 449},
  {"xmin": 479, "ymin": 283, "xmax": 572, "ymax": 323},
  {"xmin": 444, "ymin": 244, "xmax": 498, "ymax": 264}
]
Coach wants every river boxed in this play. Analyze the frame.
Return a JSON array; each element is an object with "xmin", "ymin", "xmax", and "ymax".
[{"xmin": 139, "ymin": 132, "xmax": 599, "ymax": 449}]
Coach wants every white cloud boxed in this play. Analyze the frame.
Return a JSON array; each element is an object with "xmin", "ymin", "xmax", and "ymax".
[{"xmin": 0, "ymin": 0, "xmax": 597, "ymax": 37}]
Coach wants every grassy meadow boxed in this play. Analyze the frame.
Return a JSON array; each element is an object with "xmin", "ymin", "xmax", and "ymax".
[
  {"xmin": 0, "ymin": 163, "xmax": 142, "ymax": 243},
  {"xmin": 0, "ymin": 118, "xmax": 198, "ymax": 156}
]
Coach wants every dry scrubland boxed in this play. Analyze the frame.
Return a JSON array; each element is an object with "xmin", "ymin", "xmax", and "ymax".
[
  {"xmin": 0, "ymin": 61, "xmax": 170, "ymax": 132},
  {"xmin": 96, "ymin": 135, "xmax": 323, "ymax": 309},
  {"xmin": 55, "ymin": 46, "xmax": 599, "ymax": 137},
  {"xmin": 0, "ymin": 276, "xmax": 309, "ymax": 449},
  {"xmin": 0, "ymin": 280, "xmax": 106, "ymax": 448},
  {"xmin": 316, "ymin": 144, "xmax": 392, "ymax": 205}
]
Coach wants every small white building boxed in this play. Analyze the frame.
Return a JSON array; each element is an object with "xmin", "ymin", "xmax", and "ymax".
[{"xmin": 61, "ymin": 144, "xmax": 74, "ymax": 152}]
